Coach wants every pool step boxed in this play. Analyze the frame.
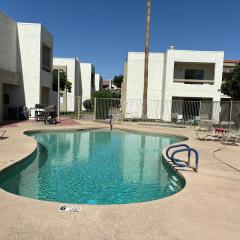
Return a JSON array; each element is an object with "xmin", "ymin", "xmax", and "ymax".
[
  {"xmin": 166, "ymin": 176, "xmax": 183, "ymax": 193},
  {"xmin": 170, "ymin": 177, "xmax": 182, "ymax": 190}
]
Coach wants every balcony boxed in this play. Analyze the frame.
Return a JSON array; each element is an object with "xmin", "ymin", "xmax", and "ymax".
[
  {"xmin": 174, "ymin": 78, "xmax": 214, "ymax": 85},
  {"xmin": 174, "ymin": 62, "xmax": 215, "ymax": 85}
]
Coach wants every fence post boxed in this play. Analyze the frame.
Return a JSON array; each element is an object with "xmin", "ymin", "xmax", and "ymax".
[
  {"xmin": 229, "ymin": 100, "xmax": 233, "ymax": 130},
  {"xmin": 94, "ymin": 97, "xmax": 97, "ymax": 121},
  {"xmin": 199, "ymin": 100, "xmax": 202, "ymax": 117}
]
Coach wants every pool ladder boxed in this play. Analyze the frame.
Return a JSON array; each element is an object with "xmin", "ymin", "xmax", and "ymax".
[{"xmin": 166, "ymin": 144, "xmax": 199, "ymax": 172}]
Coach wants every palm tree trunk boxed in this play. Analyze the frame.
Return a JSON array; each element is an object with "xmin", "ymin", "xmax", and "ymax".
[{"xmin": 142, "ymin": 0, "xmax": 151, "ymax": 118}]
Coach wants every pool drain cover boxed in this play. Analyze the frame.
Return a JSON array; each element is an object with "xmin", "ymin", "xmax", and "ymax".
[{"xmin": 60, "ymin": 206, "xmax": 81, "ymax": 212}]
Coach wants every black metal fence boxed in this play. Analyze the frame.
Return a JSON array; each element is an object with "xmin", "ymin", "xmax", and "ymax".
[{"xmin": 59, "ymin": 97, "xmax": 240, "ymax": 129}]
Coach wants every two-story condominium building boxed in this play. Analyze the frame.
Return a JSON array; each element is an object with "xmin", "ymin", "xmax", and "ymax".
[
  {"xmin": 0, "ymin": 11, "xmax": 53, "ymax": 121},
  {"xmin": 121, "ymin": 48, "xmax": 224, "ymax": 121},
  {"xmin": 53, "ymin": 58, "xmax": 81, "ymax": 112}
]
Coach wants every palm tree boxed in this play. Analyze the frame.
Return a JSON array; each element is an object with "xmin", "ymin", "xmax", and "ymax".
[{"xmin": 142, "ymin": 0, "xmax": 151, "ymax": 118}]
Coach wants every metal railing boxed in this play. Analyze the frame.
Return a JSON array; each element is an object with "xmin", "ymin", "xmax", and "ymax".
[
  {"xmin": 55, "ymin": 96, "xmax": 240, "ymax": 129},
  {"xmin": 166, "ymin": 144, "xmax": 199, "ymax": 172}
]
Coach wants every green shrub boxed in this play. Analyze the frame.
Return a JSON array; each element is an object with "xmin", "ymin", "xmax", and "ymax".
[{"xmin": 83, "ymin": 99, "xmax": 94, "ymax": 112}]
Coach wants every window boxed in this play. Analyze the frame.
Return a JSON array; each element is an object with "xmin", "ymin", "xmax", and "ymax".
[
  {"xmin": 91, "ymin": 73, "xmax": 95, "ymax": 88},
  {"xmin": 185, "ymin": 69, "xmax": 204, "ymax": 80},
  {"xmin": 42, "ymin": 44, "xmax": 51, "ymax": 72},
  {"xmin": 4, "ymin": 94, "xmax": 9, "ymax": 104}
]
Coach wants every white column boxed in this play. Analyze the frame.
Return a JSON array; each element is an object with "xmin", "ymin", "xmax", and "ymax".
[
  {"xmin": 162, "ymin": 100, "xmax": 172, "ymax": 122},
  {"xmin": 212, "ymin": 100, "xmax": 221, "ymax": 123}
]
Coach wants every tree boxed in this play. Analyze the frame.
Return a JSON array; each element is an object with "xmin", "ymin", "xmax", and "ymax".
[
  {"xmin": 52, "ymin": 69, "xmax": 72, "ymax": 93},
  {"xmin": 113, "ymin": 75, "xmax": 123, "ymax": 88},
  {"xmin": 221, "ymin": 65, "xmax": 240, "ymax": 100},
  {"xmin": 142, "ymin": 0, "xmax": 151, "ymax": 118}
]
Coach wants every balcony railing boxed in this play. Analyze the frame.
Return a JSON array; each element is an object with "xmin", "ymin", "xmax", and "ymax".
[{"xmin": 173, "ymin": 79, "xmax": 214, "ymax": 85}]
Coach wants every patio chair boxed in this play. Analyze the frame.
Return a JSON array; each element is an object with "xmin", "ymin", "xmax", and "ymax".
[
  {"xmin": 0, "ymin": 129, "xmax": 6, "ymax": 140},
  {"xmin": 188, "ymin": 116, "xmax": 200, "ymax": 128},
  {"xmin": 172, "ymin": 113, "xmax": 184, "ymax": 124},
  {"xmin": 177, "ymin": 114, "xmax": 184, "ymax": 123},
  {"xmin": 221, "ymin": 130, "xmax": 240, "ymax": 145}
]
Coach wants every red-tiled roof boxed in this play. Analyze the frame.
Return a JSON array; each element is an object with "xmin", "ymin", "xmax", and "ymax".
[
  {"xmin": 224, "ymin": 60, "xmax": 240, "ymax": 63},
  {"xmin": 102, "ymin": 80, "xmax": 110, "ymax": 86}
]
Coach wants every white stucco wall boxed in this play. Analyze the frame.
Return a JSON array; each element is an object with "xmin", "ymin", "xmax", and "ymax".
[
  {"xmin": 123, "ymin": 52, "xmax": 165, "ymax": 118},
  {"xmin": 0, "ymin": 12, "xmax": 19, "ymax": 121},
  {"xmin": 80, "ymin": 63, "xmax": 95, "ymax": 101},
  {"xmin": 17, "ymin": 23, "xmax": 41, "ymax": 109},
  {"xmin": 0, "ymin": 12, "xmax": 18, "ymax": 73},
  {"xmin": 53, "ymin": 58, "xmax": 81, "ymax": 112},
  {"xmin": 17, "ymin": 23, "xmax": 53, "ymax": 110},
  {"xmin": 95, "ymin": 74, "xmax": 103, "ymax": 91}
]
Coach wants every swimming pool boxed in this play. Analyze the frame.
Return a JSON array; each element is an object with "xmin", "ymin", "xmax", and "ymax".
[{"xmin": 0, "ymin": 129, "xmax": 186, "ymax": 205}]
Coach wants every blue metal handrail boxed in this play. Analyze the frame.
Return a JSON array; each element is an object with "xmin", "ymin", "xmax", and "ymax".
[
  {"xmin": 166, "ymin": 144, "xmax": 199, "ymax": 172},
  {"xmin": 171, "ymin": 148, "xmax": 199, "ymax": 172},
  {"xmin": 166, "ymin": 144, "xmax": 191, "ymax": 162}
]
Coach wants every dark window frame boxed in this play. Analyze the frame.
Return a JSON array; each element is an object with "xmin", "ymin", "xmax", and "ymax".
[
  {"xmin": 42, "ymin": 44, "xmax": 52, "ymax": 72},
  {"xmin": 185, "ymin": 69, "xmax": 204, "ymax": 80}
]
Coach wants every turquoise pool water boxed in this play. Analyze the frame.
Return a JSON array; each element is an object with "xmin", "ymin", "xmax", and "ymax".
[{"xmin": 0, "ymin": 130, "xmax": 185, "ymax": 205}]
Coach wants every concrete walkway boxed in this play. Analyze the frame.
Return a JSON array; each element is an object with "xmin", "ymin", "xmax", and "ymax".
[{"xmin": 0, "ymin": 120, "xmax": 239, "ymax": 240}]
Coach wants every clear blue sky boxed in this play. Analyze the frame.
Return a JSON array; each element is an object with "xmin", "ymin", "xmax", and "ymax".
[{"xmin": 1, "ymin": 0, "xmax": 239, "ymax": 79}]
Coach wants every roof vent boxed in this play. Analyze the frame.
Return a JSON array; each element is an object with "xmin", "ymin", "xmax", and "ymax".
[{"xmin": 169, "ymin": 45, "xmax": 176, "ymax": 50}]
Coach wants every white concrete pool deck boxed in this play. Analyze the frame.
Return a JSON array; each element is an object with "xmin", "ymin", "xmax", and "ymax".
[{"xmin": 0, "ymin": 120, "xmax": 240, "ymax": 240}]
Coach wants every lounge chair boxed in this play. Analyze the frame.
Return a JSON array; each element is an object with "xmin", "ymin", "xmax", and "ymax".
[
  {"xmin": 195, "ymin": 119, "xmax": 219, "ymax": 141},
  {"xmin": 221, "ymin": 130, "xmax": 240, "ymax": 145},
  {"xmin": 195, "ymin": 130, "xmax": 217, "ymax": 141},
  {"xmin": 0, "ymin": 129, "xmax": 6, "ymax": 140}
]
